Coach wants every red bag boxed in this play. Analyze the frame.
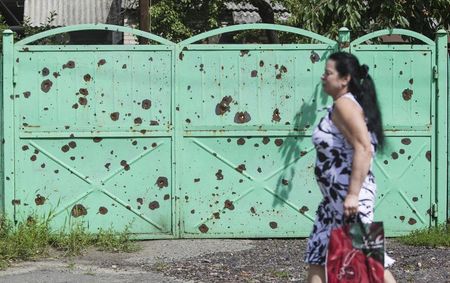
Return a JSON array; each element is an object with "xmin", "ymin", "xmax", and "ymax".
[{"xmin": 326, "ymin": 220, "xmax": 384, "ymax": 283}]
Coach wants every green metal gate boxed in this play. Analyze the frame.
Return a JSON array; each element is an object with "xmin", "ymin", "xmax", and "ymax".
[
  {"xmin": 344, "ymin": 28, "xmax": 448, "ymax": 235},
  {"xmin": 176, "ymin": 25, "xmax": 337, "ymax": 237},
  {"xmin": 3, "ymin": 26, "xmax": 177, "ymax": 238},
  {"xmin": 1, "ymin": 24, "xmax": 447, "ymax": 238}
]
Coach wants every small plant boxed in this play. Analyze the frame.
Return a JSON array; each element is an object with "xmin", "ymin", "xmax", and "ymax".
[
  {"xmin": 154, "ymin": 260, "xmax": 169, "ymax": 272},
  {"xmin": 94, "ymin": 225, "xmax": 138, "ymax": 253},
  {"xmin": 50, "ymin": 222, "xmax": 94, "ymax": 256},
  {"xmin": 272, "ymin": 269, "xmax": 290, "ymax": 279},
  {"xmin": 0, "ymin": 214, "xmax": 137, "ymax": 270},
  {"xmin": 398, "ymin": 224, "xmax": 449, "ymax": 247}
]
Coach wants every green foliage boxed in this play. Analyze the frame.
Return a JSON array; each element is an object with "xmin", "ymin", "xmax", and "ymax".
[
  {"xmin": 398, "ymin": 224, "xmax": 450, "ymax": 247},
  {"xmin": 150, "ymin": 0, "xmax": 231, "ymax": 42},
  {"xmin": 94, "ymin": 225, "xmax": 138, "ymax": 253},
  {"xmin": 0, "ymin": 215, "xmax": 137, "ymax": 270},
  {"xmin": 0, "ymin": 10, "xmax": 58, "ymax": 48},
  {"xmin": 149, "ymin": 0, "xmax": 449, "ymax": 42},
  {"xmin": 280, "ymin": 0, "xmax": 450, "ymax": 40},
  {"xmin": 50, "ymin": 222, "xmax": 94, "ymax": 256}
]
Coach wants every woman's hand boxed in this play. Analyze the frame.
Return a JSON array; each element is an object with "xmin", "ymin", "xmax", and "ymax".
[{"xmin": 344, "ymin": 194, "xmax": 359, "ymax": 217}]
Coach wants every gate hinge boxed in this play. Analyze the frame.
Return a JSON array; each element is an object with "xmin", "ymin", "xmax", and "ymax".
[
  {"xmin": 433, "ymin": 66, "xmax": 438, "ymax": 80},
  {"xmin": 431, "ymin": 203, "xmax": 438, "ymax": 219}
]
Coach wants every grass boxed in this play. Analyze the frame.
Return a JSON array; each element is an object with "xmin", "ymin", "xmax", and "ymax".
[
  {"xmin": 271, "ymin": 270, "xmax": 290, "ymax": 279},
  {"xmin": 0, "ymin": 215, "xmax": 138, "ymax": 269},
  {"xmin": 398, "ymin": 224, "xmax": 450, "ymax": 247}
]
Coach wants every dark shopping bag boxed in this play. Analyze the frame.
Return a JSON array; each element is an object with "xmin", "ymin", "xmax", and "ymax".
[{"xmin": 326, "ymin": 218, "xmax": 384, "ymax": 283}]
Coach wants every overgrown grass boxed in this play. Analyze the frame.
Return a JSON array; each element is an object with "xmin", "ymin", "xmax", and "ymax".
[
  {"xmin": 0, "ymin": 215, "xmax": 137, "ymax": 269},
  {"xmin": 398, "ymin": 224, "xmax": 450, "ymax": 247}
]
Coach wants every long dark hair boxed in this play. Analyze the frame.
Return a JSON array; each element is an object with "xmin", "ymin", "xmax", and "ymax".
[{"xmin": 328, "ymin": 52, "xmax": 384, "ymax": 148}]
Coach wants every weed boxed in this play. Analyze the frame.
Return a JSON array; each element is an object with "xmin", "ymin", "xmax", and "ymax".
[
  {"xmin": 94, "ymin": 225, "xmax": 138, "ymax": 253},
  {"xmin": 398, "ymin": 224, "xmax": 449, "ymax": 247},
  {"xmin": 272, "ymin": 270, "xmax": 290, "ymax": 278},
  {"xmin": 51, "ymin": 223, "xmax": 94, "ymax": 256},
  {"xmin": 154, "ymin": 261, "xmax": 169, "ymax": 272},
  {"xmin": 0, "ymin": 214, "xmax": 137, "ymax": 270},
  {"xmin": 66, "ymin": 262, "xmax": 76, "ymax": 270}
]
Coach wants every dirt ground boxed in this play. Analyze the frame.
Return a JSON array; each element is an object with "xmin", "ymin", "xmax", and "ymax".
[
  {"xmin": 0, "ymin": 238, "xmax": 448, "ymax": 283},
  {"xmin": 155, "ymin": 239, "xmax": 449, "ymax": 283}
]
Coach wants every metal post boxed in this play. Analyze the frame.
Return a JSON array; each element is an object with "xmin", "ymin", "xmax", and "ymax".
[
  {"xmin": 338, "ymin": 27, "xmax": 350, "ymax": 52},
  {"xmin": 139, "ymin": 0, "xmax": 149, "ymax": 44},
  {"xmin": 2, "ymin": 30, "xmax": 14, "ymax": 220},
  {"xmin": 435, "ymin": 29, "xmax": 448, "ymax": 225}
]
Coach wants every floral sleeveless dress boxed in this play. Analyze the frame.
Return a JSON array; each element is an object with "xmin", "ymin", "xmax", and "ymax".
[{"xmin": 304, "ymin": 93, "xmax": 394, "ymax": 267}]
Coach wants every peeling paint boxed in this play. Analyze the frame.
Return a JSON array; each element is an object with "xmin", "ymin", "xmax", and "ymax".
[
  {"xmin": 142, "ymin": 99, "xmax": 152, "ymax": 110},
  {"xmin": 110, "ymin": 112, "xmax": 120, "ymax": 121},
  {"xmin": 234, "ymin": 111, "xmax": 251, "ymax": 124},
  {"xmin": 274, "ymin": 139, "xmax": 283, "ymax": 146},
  {"xmin": 156, "ymin": 177, "xmax": 168, "ymax": 188},
  {"xmin": 41, "ymin": 79, "xmax": 53, "ymax": 93},
  {"xmin": 199, "ymin": 224, "xmax": 209, "ymax": 233},
  {"xmin": 215, "ymin": 96, "xmax": 233, "ymax": 115},
  {"xmin": 215, "ymin": 170, "xmax": 224, "ymax": 180},
  {"xmin": 272, "ymin": 109, "xmax": 281, "ymax": 122},
  {"xmin": 149, "ymin": 201, "xmax": 160, "ymax": 210},
  {"xmin": 62, "ymin": 60, "xmax": 75, "ymax": 69},
  {"xmin": 310, "ymin": 51, "xmax": 320, "ymax": 63},
  {"xmin": 299, "ymin": 206, "xmax": 309, "ymax": 214},
  {"xmin": 237, "ymin": 138, "xmax": 245, "ymax": 145},
  {"xmin": 71, "ymin": 204, "xmax": 87, "ymax": 217},
  {"xmin": 99, "ymin": 206, "xmax": 108, "ymax": 215},
  {"xmin": 224, "ymin": 200, "xmax": 235, "ymax": 210},
  {"xmin": 426, "ymin": 151, "xmax": 431, "ymax": 162},
  {"xmin": 401, "ymin": 138, "xmax": 411, "ymax": 145},
  {"xmin": 236, "ymin": 164, "xmax": 246, "ymax": 173},
  {"xmin": 402, "ymin": 88, "xmax": 413, "ymax": 101},
  {"xmin": 97, "ymin": 59, "xmax": 106, "ymax": 66}
]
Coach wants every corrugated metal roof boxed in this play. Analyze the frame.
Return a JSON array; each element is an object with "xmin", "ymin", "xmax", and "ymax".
[
  {"xmin": 232, "ymin": 11, "xmax": 290, "ymax": 24},
  {"xmin": 24, "ymin": 0, "xmax": 124, "ymax": 27},
  {"xmin": 224, "ymin": 1, "xmax": 290, "ymax": 24},
  {"xmin": 122, "ymin": 0, "xmax": 138, "ymax": 9},
  {"xmin": 225, "ymin": 1, "xmax": 288, "ymax": 12}
]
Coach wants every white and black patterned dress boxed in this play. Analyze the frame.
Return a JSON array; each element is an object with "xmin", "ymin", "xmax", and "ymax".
[{"xmin": 304, "ymin": 93, "xmax": 394, "ymax": 267}]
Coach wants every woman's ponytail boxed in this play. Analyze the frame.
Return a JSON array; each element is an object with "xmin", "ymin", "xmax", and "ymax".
[{"xmin": 329, "ymin": 52, "xmax": 385, "ymax": 148}]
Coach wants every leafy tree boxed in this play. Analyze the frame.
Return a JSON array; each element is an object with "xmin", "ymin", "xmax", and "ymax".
[
  {"xmin": 279, "ymin": 0, "xmax": 450, "ymax": 40},
  {"xmin": 146, "ymin": 0, "xmax": 449, "ymax": 42}
]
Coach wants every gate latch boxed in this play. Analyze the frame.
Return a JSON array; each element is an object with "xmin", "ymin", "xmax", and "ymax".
[
  {"xmin": 431, "ymin": 202, "xmax": 438, "ymax": 219},
  {"xmin": 433, "ymin": 66, "xmax": 438, "ymax": 80}
]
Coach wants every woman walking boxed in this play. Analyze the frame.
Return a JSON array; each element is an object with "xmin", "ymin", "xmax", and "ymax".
[{"xmin": 304, "ymin": 52, "xmax": 396, "ymax": 283}]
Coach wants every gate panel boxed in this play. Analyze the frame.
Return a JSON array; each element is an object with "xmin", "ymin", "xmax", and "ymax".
[
  {"xmin": 177, "ymin": 25, "xmax": 338, "ymax": 237},
  {"xmin": 11, "ymin": 27, "xmax": 176, "ymax": 237},
  {"xmin": 351, "ymin": 32, "xmax": 436, "ymax": 235}
]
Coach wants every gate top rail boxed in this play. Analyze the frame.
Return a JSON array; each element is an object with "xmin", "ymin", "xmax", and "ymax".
[
  {"xmin": 178, "ymin": 23, "xmax": 337, "ymax": 46},
  {"xmin": 15, "ymin": 24, "xmax": 175, "ymax": 46},
  {"xmin": 351, "ymin": 28, "xmax": 435, "ymax": 46}
]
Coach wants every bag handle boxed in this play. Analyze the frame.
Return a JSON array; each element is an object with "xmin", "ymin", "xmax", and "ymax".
[{"xmin": 345, "ymin": 213, "xmax": 369, "ymax": 239}]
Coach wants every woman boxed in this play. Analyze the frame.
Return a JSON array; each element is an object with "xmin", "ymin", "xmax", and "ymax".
[{"xmin": 304, "ymin": 52, "xmax": 396, "ymax": 283}]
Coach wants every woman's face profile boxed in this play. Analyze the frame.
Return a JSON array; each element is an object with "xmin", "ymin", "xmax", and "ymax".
[{"xmin": 321, "ymin": 59, "xmax": 348, "ymax": 97}]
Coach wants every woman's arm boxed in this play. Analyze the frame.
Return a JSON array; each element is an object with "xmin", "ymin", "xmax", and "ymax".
[{"xmin": 332, "ymin": 97, "xmax": 373, "ymax": 217}]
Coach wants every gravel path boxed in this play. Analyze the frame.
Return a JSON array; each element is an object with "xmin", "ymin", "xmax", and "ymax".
[{"xmin": 154, "ymin": 239, "xmax": 449, "ymax": 283}]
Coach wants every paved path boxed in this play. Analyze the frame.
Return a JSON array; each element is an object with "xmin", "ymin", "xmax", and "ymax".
[{"xmin": 0, "ymin": 239, "xmax": 254, "ymax": 283}]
